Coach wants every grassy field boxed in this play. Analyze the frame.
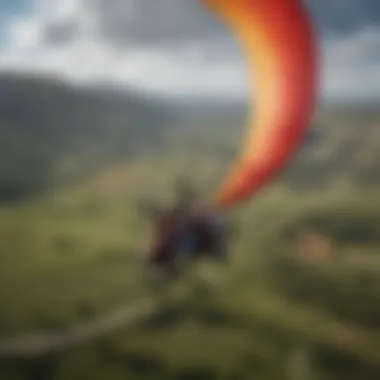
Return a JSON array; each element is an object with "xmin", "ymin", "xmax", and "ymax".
[
  {"xmin": 1, "ymin": 180, "xmax": 380, "ymax": 379},
  {"xmin": 1, "ymin": 108, "xmax": 380, "ymax": 379}
]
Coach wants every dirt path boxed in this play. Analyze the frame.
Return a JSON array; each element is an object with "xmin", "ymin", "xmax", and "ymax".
[
  {"xmin": 0, "ymin": 297, "xmax": 158, "ymax": 359},
  {"xmin": 0, "ymin": 264, "xmax": 222, "ymax": 359}
]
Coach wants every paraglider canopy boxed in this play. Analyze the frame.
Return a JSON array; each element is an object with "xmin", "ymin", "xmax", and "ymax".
[{"xmin": 201, "ymin": 0, "xmax": 318, "ymax": 211}]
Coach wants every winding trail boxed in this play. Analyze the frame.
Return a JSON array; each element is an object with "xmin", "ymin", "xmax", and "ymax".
[
  {"xmin": 0, "ymin": 255, "xmax": 221, "ymax": 360},
  {"xmin": 0, "ymin": 297, "xmax": 158, "ymax": 359}
]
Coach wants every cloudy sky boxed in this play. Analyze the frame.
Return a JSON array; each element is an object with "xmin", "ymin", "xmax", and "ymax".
[{"xmin": 0, "ymin": 0, "xmax": 379, "ymax": 102}]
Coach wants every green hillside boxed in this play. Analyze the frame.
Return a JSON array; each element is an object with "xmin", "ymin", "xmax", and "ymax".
[
  {"xmin": 0, "ymin": 73, "xmax": 168, "ymax": 202},
  {"xmin": 0, "ymin": 74, "xmax": 380, "ymax": 379}
]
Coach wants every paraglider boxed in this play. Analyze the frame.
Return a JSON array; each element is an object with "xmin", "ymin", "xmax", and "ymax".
[
  {"xmin": 139, "ymin": 179, "xmax": 230, "ymax": 283},
  {"xmin": 143, "ymin": 0, "xmax": 318, "ymax": 282}
]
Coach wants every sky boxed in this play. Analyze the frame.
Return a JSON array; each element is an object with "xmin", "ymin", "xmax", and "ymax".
[{"xmin": 0, "ymin": 0, "xmax": 379, "ymax": 102}]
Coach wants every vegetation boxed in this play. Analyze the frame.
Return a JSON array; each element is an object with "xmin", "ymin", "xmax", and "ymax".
[
  {"xmin": 0, "ymin": 72, "xmax": 380, "ymax": 379},
  {"xmin": 0, "ymin": 72, "xmax": 169, "ymax": 202}
]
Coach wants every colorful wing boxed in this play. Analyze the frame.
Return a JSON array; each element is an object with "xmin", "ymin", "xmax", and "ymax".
[{"xmin": 202, "ymin": 0, "xmax": 318, "ymax": 210}]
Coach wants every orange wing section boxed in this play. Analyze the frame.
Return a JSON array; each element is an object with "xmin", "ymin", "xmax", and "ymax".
[{"xmin": 202, "ymin": 0, "xmax": 318, "ymax": 210}]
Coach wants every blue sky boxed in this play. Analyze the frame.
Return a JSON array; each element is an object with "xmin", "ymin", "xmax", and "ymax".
[
  {"xmin": 0, "ymin": 0, "xmax": 379, "ymax": 102},
  {"xmin": 0, "ymin": 0, "xmax": 32, "ymax": 29},
  {"xmin": 0, "ymin": 0, "xmax": 31, "ymax": 15},
  {"xmin": 0, "ymin": 0, "xmax": 31, "ymax": 45}
]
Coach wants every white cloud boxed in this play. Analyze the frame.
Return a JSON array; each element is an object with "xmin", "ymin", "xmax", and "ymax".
[
  {"xmin": 7, "ymin": 17, "xmax": 41, "ymax": 50},
  {"xmin": 322, "ymin": 27, "xmax": 380, "ymax": 100},
  {"xmin": 0, "ymin": 0, "xmax": 379, "ymax": 101}
]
